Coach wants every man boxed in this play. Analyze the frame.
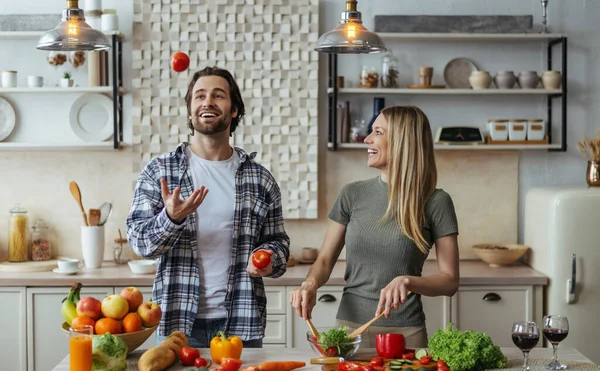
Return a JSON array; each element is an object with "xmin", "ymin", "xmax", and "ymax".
[{"xmin": 126, "ymin": 66, "xmax": 290, "ymax": 348}]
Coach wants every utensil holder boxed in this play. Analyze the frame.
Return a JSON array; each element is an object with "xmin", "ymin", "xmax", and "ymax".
[{"xmin": 81, "ymin": 225, "xmax": 105, "ymax": 268}]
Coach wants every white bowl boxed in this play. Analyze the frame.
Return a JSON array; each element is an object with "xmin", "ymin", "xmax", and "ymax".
[{"xmin": 128, "ymin": 259, "xmax": 157, "ymax": 274}]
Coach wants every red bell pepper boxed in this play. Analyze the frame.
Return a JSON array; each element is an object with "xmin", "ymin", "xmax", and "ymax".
[{"xmin": 375, "ymin": 333, "xmax": 406, "ymax": 358}]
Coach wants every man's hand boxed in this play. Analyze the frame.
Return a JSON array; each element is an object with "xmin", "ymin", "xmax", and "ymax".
[{"xmin": 160, "ymin": 178, "xmax": 208, "ymax": 223}]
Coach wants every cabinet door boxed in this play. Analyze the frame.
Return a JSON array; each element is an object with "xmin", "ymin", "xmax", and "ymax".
[
  {"xmin": 451, "ymin": 286, "xmax": 533, "ymax": 347},
  {"xmin": 422, "ymin": 295, "xmax": 449, "ymax": 339},
  {"xmin": 27, "ymin": 286, "xmax": 114, "ymax": 371},
  {"xmin": 114, "ymin": 286, "xmax": 156, "ymax": 349},
  {"xmin": 291, "ymin": 286, "xmax": 343, "ymax": 348},
  {"xmin": 264, "ymin": 286, "xmax": 287, "ymax": 345},
  {"xmin": 0, "ymin": 287, "xmax": 27, "ymax": 371}
]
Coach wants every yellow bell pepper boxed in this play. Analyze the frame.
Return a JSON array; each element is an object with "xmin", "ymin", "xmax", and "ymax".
[{"xmin": 210, "ymin": 330, "xmax": 243, "ymax": 364}]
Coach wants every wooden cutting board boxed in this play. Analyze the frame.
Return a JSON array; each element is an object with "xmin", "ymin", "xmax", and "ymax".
[
  {"xmin": 0, "ymin": 259, "xmax": 58, "ymax": 272},
  {"xmin": 319, "ymin": 355, "xmax": 438, "ymax": 371}
]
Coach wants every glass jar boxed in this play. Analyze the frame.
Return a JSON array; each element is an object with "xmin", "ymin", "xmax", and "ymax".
[
  {"xmin": 360, "ymin": 66, "xmax": 379, "ymax": 88},
  {"xmin": 381, "ymin": 54, "xmax": 399, "ymax": 88},
  {"xmin": 114, "ymin": 237, "xmax": 141, "ymax": 264},
  {"xmin": 8, "ymin": 204, "xmax": 29, "ymax": 262},
  {"xmin": 31, "ymin": 219, "xmax": 52, "ymax": 261}
]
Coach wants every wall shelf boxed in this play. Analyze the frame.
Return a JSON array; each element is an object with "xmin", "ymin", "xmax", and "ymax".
[
  {"xmin": 328, "ymin": 142, "xmax": 562, "ymax": 151},
  {"xmin": 327, "ymin": 87, "xmax": 562, "ymax": 96},
  {"xmin": 0, "ymin": 142, "xmax": 124, "ymax": 151},
  {"xmin": 0, "ymin": 87, "xmax": 126, "ymax": 94},
  {"xmin": 327, "ymin": 33, "xmax": 568, "ymax": 152}
]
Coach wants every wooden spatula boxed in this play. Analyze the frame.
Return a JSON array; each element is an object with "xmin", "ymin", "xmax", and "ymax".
[
  {"xmin": 87, "ymin": 208, "xmax": 102, "ymax": 227},
  {"xmin": 348, "ymin": 291, "xmax": 412, "ymax": 338},
  {"xmin": 306, "ymin": 318, "xmax": 320, "ymax": 339},
  {"xmin": 69, "ymin": 181, "xmax": 88, "ymax": 226}
]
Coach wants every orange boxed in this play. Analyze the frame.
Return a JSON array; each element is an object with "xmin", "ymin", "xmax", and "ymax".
[
  {"xmin": 71, "ymin": 315, "xmax": 96, "ymax": 332},
  {"xmin": 95, "ymin": 317, "xmax": 122, "ymax": 335},
  {"xmin": 122, "ymin": 312, "xmax": 142, "ymax": 333}
]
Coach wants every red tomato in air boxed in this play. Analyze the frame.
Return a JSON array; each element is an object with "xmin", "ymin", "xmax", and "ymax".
[
  {"xmin": 251, "ymin": 250, "xmax": 272, "ymax": 269},
  {"xmin": 171, "ymin": 51, "xmax": 190, "ymax": 72}
]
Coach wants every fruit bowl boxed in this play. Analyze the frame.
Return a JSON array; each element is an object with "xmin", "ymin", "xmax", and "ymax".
[
  {"xmin": 61, "ymin": 322, "xmax": 158, "ymax": 352},
  {"xmin": 306, "ymin": 326, "xmax": 362, "ymax": 359},
  {"xmin": 472, "ymin": 243, "xmax": 529, "ymax": 267}
]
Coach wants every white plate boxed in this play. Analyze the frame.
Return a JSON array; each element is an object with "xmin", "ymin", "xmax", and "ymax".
[
  {"xmin": 443, "ymin": 58, "xmax": 479, "ymax": 89},
  {"xmin": 0, "ymin": 97, "xmax": 16, "ymax": 142},
  {"xmin": 69, "ymin": 93, "xmax": 114, "ymax": 142},
  {"xmin": 53, "ymin": 268, "xmax": 79, "ymax": 275}
]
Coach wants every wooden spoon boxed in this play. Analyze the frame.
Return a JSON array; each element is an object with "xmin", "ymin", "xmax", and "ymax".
[
  {"xmin": 69, "ymin": 181, "xmax": 88, "ymax": 226},
  {"xmin": 87, "ymin": 208, "xmax": 101, "ymax": 227},
  {"xmin": 306, "ymin": 318, "xmax": 320, "ymax": 339},
  {"xmin": 348, "ymin": 291, "xmax": 412, "ymax": 338}
]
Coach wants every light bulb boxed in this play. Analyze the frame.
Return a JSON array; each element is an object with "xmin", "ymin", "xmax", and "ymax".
[
  {"xmin": 67, "ymin": 21, "xmax": 78, "ymax": 36},
  {"xmin": 346, "ymin": 24, "xmax": 356, "ymax": 39}
]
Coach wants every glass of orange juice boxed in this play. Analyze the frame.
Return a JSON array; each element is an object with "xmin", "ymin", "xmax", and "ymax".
[{"xmin": 69, "ymin": 325, "xmax": 93, "ymax": 371}]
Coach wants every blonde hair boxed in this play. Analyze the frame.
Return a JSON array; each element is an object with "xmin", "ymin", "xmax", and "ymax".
[{"xmin": 380, "ymin": 106, "xmax": 437, "ymax": 254}]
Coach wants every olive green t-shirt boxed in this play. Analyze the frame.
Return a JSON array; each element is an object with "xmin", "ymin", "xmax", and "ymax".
[{"xmin": 329, "ymin": 176, "xmax": 459, "ymax": 327}]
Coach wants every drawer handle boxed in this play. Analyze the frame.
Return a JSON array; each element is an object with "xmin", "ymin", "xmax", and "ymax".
[
  {"xmin": 482, "ymin": 293, "xmax": 501, "ymax": 302},
  {"xmin": 318, "ymin": 294, "xmax": 337, "ymax": 302}
]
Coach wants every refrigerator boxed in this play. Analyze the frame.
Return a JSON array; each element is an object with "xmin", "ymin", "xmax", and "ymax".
[{"xmin": 524, "ymin": 186, "xmax": 600, "ymax": 364}]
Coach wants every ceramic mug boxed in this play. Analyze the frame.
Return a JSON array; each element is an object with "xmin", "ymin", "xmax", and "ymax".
[
  {"xmin": 2, "ymin": 70, "xmax": 17, "ymax": 88},
  {"xmin": 57, "ymin": 258, "xmax": 83, "ymax": 272},
  {"xmin": 27, "ymin": 75, "xmax": 44, "ymax": 87}
]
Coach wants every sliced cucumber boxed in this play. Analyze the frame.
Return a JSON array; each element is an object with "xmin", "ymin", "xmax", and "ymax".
[
  {"xmin": 389, "ymin": 364, "xmax": 404, "ymax": 371},
  {"xmin": 415, "ymin": 348, "xmax": 429, "ymax": 359}
]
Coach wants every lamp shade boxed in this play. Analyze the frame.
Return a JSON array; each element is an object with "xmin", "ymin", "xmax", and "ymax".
[
  {"xmin": 37, "ymin": 1, "xmax": 110, "ymax": 51},
  {"xmin": 315, "ymin": 0, "xmax": 386, "ymax": 54}
]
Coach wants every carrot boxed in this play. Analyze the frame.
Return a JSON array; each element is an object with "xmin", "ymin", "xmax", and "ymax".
[{"xmin": 258, "ymin": 361, "xmax": 306, "ymax": 371}]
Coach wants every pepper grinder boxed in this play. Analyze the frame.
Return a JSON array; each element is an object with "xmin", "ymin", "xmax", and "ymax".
[{"xmin": 540, "ymin": 0, "xmax": 549, "ymax": 33}]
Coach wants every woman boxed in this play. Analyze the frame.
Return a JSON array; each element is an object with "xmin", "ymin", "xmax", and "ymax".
[{"xmin": 289, "ymin": 106, "xmax": 459, "ymax": 348}]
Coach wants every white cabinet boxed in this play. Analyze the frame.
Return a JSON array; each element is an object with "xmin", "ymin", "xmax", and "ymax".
[
  {"xmin": 291, "ymin": 286, "xmax": 343, "ymax": 348},
  {"xmin": 422, "ymin": 295, "xmax": 449, "ymax": 340},
  {"xmin": 114, "ymin": 285, "xmax": 156, "ymax": 350},
  {"xmin": 451, "ymin": 285, "xmax": 536, "ymax": 347},
  {"xmin": 264, "ymin": 286, "xmax": 288, "ymax": 346},
  {"xmin": 0, "ymin": 287, "xmax": 27, "ymax": 371},
  {"xmin": 26, "ymin": 286, "xmax": 114, "ymax": 371}
]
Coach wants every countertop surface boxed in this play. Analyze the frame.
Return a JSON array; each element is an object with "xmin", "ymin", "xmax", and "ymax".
[
  {"xmin": 51, "ymin": 347, "xmax": 595, "ymax": 371},
  {"xmin": 0, "ymin": 260, "xmax": 548, "ymax": 287}
]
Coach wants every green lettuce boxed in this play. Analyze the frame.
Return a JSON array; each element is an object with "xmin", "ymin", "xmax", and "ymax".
[
  {"xmin": 428, "ymin": 323, "xmax": 507, "ymax": 371},
  {"xmin": 91, "ymin": 333, "xmax": 128, "ymax": 371}
]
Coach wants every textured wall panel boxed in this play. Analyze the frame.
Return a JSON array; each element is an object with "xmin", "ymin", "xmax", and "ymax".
[{"xmin": 132, "ymin": 0, "xmax": 319, "ymax": 218}]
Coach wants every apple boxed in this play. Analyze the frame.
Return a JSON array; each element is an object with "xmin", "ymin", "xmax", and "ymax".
[
  {"xmin": 136, "ymin": 301, "xmax": 162, "ymax": 328},
  {"xmin": 120, "ymin": 286, "xmax": 144, "ymax": 312},
  {"xmin": 76, "ymin": 296, "xmax": 102, "ymax": 320},
  {"xmin": 101, "ymin": 294, "xmax": 129, "ymax": 320}
]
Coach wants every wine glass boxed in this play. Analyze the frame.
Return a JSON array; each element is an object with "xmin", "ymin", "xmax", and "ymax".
[
  {"xmin": 512, "ymin": 321, "xmax": 540, "ymax": 371},
  {"xmin": 543, "ymin": 315, "xmax": 569, "ymax": 370}
]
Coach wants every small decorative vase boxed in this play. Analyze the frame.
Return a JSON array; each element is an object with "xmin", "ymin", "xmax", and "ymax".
[
  {"xmin": 586, "ymin": 161, "xmax": 600, "ymax": 187},
  {"xmin": 541, "ymin": 70, "xmax": 562, "ymax": 89},
  {"xmin": 493, "ymin": 71, "xmax": 516, "ymax": 89},
  {"xmin": 469, "ymin": 71, "xmax": 492, "ymax": 90},
  {"xmin": 60, "ymin": 78, "xmax": 73, "ymax": 88},
  {"xmin": 517, "ymin": 71, "xmax": 540, "ymax": 89}
]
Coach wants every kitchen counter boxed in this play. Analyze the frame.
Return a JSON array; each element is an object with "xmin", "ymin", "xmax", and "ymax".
[
  {"xmin": 50, "ymin": 347, "xmax": 596, "ymax": 371},
  {"xmin": 0, "ymin": 260, "xmax": 548, "ymax": 287}
]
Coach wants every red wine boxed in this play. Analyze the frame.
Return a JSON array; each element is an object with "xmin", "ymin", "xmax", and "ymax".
[
  {"xmin": 543, "ymin": 328, "xmax": 569, "ymax": 343},
  {"xmin": 512, "ymin": 333, "xmax": 539, "ymax": 350}
]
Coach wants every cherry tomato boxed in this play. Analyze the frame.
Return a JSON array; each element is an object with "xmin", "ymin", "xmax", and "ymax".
[
  {"xmin": 325, "ymin": 346, "xmax": 338, "ymax": 356},
  {"xmin": 221, "ymin": 357, "xmax": 243, "ymax": 371},
  {"xmin": 251, "ymin": 250, "xmax": 272, "ymax": 269},
  {"xmin": 370, "ymin": 357, "xmax": 384, "ymax": 367},
  {"xmin": 195, "ymin": 357, "xmax": 209, "ymax": 368},
  {"xmin": 171, "ymin": 51, "xmax": 190, "ymax": 72},
  {"xmin": 179, "ymin": 346, "xmax": 200, "ymax": 366},
  {"xmin": 419, "ymin": 355, "xmax": 432, "ymax": 365},
  {"xmin": 402, "ymin": 352, "xmax": 415, "ymax": 360},
  {"xmin": 437, "ymin": 359, "xmax": 447, "ymax": 368},
  {"xmin": 438, "ymin": 365, "xmax": 450, "ymax": 371}
]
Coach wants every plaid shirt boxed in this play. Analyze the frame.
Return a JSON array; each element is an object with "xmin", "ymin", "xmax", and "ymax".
[{"xmin": 126, "ymin": 143, "xmax": 290, "ymax": 340}]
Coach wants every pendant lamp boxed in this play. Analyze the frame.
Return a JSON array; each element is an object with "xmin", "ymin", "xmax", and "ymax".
[
  {"xmin": 315, "ymin": 0, "xmax": 386, "ymax": 54},
  {"xmin": 37, "ymin": 0, "xmax": 111, "ymax": 51}
]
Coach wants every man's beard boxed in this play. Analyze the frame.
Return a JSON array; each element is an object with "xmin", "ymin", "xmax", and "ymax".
[{"xmin": 190, "ymin": 113, "xmax": 231, "ymax": 135}]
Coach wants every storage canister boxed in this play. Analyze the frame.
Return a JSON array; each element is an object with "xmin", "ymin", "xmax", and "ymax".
[{"xmin": 8, "ymin": 204, "xmax": 29, "ymax": 262}]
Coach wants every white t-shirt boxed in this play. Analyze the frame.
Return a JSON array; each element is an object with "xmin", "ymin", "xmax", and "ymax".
[{"xmin": 187, "ymin": 147, "xmax": 239, "ymax": 319}]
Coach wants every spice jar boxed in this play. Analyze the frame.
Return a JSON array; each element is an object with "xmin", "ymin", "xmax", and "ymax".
[
  {"xmin": 381, "ymin": 54, "xmax": 399, "ymax": 88},
  {"xmin": 360, "ymin": 66, "xmax": 379, "ymax": 88},
  {"xmin": 31, "ymin": 219, "xmax": 52, "ymax": 261},
  {"xmin": 8, "ymin": 204, "xmax": 29, "ymax": 262}
]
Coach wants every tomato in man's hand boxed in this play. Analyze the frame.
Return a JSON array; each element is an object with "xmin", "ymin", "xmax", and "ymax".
[
  {"xmin": 221, "ymin": 357, "xmax": 243, "ymax": 371},
  {"xmin": 171, "ymin": 51, "xmax": 190, "ymax": 72},
  {"xmin": 179, "ymin": 346, "xmax": 200, "ymax": 365},
  {"xmin": 251, "ymin": 250, "xmax": 272, "ymax": 269},
  {"xmin": 195, "ymin": 357, "xmax": 209, "ymax": 368}
]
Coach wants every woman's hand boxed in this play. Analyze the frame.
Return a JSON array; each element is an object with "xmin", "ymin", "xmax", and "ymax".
[
  {"xmin": 376, "ymin": 276, "xmax": 411, "ymax": 318},
  {"xmin": 289, "ymin": 280, "xmax": 318, "ymax": 320}
]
